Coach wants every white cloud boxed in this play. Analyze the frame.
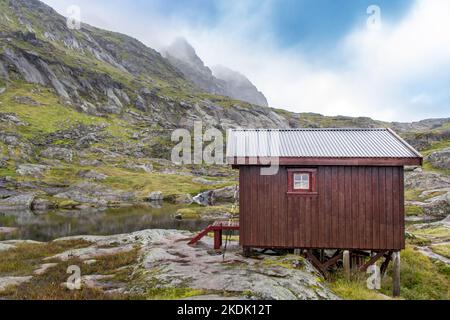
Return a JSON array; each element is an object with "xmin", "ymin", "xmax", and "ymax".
[{"xmin": 41, "ymin": 0, "xmax": 450, "ymax": 121}]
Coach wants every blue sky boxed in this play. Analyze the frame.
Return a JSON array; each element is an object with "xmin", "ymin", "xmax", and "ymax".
[{"xmin": 42, "ymin": 0, "xmax": 450, "ymax": 122}]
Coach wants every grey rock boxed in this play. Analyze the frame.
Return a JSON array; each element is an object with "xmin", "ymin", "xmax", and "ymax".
[
  {"xmin": 148, "ymin": 191, "xmax": 164, "ymax": 201},
  {"xmin": 77, "ymin": 170, "xmax": 108, "ymax": 181},
  {"xmin": 53, "ymin": 229, "xmax": 337, "ymax": 300},
  {"xmin": 55, "ymin": 182, "xmax": 135, "ymax": 206},
  {"xmin": 13, "ymin": 95, "xmax": 42, "ymax": 106},
  {"xmin": 33, "ymin": 263, "xmax": 58, "ymax": 275},
  {"xmin": 31, "ymin": 197, "xmax": 55, "ymax": 211},
  {"xmin": 193, "ymin": 186, "xmax": 238, "ymax": 206},
  {"xmin": 0, "ymin": 227, "xmax": 18, "ymax": 236},
  {"xmin": 163, "ymin": 38, "xmax": 268, "ymax": 107},
  {"xmin": 405, "ymin": 170, "xmax": 450, "ymax": 190},
  {"xmin": 168, "ymin": 193, "xmax": 193, "ymax": 205},
  {"xmin": 0, "ymin": 276, "xmax": 32, "ymax": 292},
  {"xmin": 0, "ymin": 193, "xmax": 36, "ymax": 210},
  {"xmin": 41, "ymin": 147, "xmax": 74, "ymax": 162},
  {"xmin": 426, "ymin": 148, "xmax": 450, "ymax": 170},
  {"xmin": 16, "ymin": 164, "xmax": 48, "ymax": 176}
]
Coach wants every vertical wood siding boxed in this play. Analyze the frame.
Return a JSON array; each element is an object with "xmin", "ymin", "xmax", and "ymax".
[{"xmin": 240, "ymin": 165, "xmax": 405, "ymax": 250}]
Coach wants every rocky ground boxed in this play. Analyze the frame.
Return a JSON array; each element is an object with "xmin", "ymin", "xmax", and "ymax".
[{"xmin": 0, "ymin": 229, "xmax": 338, "ymax": 300}]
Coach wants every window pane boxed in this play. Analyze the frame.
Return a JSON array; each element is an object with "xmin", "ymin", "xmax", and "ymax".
[{"xmin": 294, "ymin": 173, "xmax": 310, "ymax": 190}]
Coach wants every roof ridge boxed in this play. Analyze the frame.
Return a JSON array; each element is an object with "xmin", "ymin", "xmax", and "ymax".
[{"xmin": 230, "ymin": 128, "xmax": 388, "ymax": 131}]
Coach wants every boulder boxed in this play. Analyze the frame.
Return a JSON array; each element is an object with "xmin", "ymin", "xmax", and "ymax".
[
  {"xmin": 167, "ymin": 194, "xmax": 193, "ymax": 205},
  {"xmin": 405, "ymin": 170, "xmax": 450, "ymax": 190},
  {"xmin": 54, "ymin": 182, "xmax": 135, "ymax": 206},
  {"xmin": 123, "ymin": 163, "xmax": 153, "ymax": 173},
  {"xmin": 0, "ymin": 193, "xmax": 36, "ymax": 210},
  {"xmin": 426, "ymin": 148, "xmax": 450, "ymax": 170},
  {"xmin": 77, "ymin": 170, "xmax": 108, "ymax": 181},
  {"xmin": 16, "ymin": 164, "xmax": 47, "ymax": 176},
  {"xmin": 41, "ymin": 147, "xmax": 74, "ymax": 162},
  {"xmin": 31, "ymin": 197, "xmax": 55, "ymax": 211},
  {"xmin": 148, "ymin": 191, "xmax": 163, "ymax": 201},
  {"xmin": 193, "ymin": 186, "xmax": 238, "ymax": 206},
  {"xmin": 0, "ymin": 276, "xmax": 32, "ymax": 292}
]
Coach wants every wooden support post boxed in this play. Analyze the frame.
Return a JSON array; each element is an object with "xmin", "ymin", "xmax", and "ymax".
[
  {"xmin": 343, "ymin": 250, "xmax": 351, "ymax": 279},
  {"xmin": 380, "ymin": 251, "xmax": 392, "ymax": 277},
  {"xmin": 392, "ymin": 251, "xmax": 401, "ymax": 297},
  {"xmin": 243, "ymin": 246, "xmax": 252, "ymax": 257},
  {"xmin": 214, "ymin": 230, "xmax": 222, "ymax": 250}
]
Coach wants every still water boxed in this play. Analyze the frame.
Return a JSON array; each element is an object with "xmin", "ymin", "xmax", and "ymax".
[{"xmin": 0, "ymin": 203, "xmax": 212, "ymax": 242}]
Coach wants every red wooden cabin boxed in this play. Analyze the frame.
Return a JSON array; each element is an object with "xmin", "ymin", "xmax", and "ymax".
[{"xmin": 227, "ymin": 128, "xmax": 422, "ymax": 295}]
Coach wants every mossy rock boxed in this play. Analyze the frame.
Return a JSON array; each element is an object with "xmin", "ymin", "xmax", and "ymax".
[{"xmin": 405, "ymin": 205, "xmax": 425, "ymax": 216}]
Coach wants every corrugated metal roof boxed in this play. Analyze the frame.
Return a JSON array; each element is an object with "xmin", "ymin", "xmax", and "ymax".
[{"xmin": 226, "ymin": 128, "xmax": 422, "ymax": 158}]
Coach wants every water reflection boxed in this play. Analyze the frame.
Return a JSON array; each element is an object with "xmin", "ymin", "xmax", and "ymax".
[{"xmin": 0, "ymin": 203, "xmax": 211, "ymax": 242}]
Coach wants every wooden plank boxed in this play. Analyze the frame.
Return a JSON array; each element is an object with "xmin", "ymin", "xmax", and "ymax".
[
  {"xmin": 392, "ymin": 168, "xmax": 400, "ymax": 249},
  {"xmin": 271, "ymin": 168, "xmax": 279, "ymax": 246},
  {"xmin": 379, "ymin": 167, "xmax": 386, "ymax": 249},
  {"xmin": 399, "ymin": 169, "xmax": 406, "ymax": 249},
  {"xmin": 318, "ymin": 167, "xmax": 326, "ymax": 248},
  {"xmin": 331, "ymin": 167, "xmax": 339, "ymax": 248},
  {"xmin": 338, "ymin": 167, "xmax": 345, "ymax": 248},
  {"xmin": 344, "ymin": 167, "xmax": 352, "ymax": 248},
  {"xmin": 358, "ymin": 167, "xmax": 365, "ymax": 249},
  {"xmin": 251, "ymin": 166, "xmax": 258, "ymax": 246},
  {"xmin": 386, "ymin": 167, "xmax": 394, "ymax": 249},
  {"xmin": 325, "ymin": 167, "xmax": 333, "ymax": 248},
  {"xmin": 351, "ymin": 167, "xmax": 359, "ymax": 248},
  {"xmin": 299, "ymin": 197, "xmax": 305, "ymax": 247},
  {"xmin": 365, "ymin": 167, "xmax": 373, "ymax": 250},
  {"xmin": 280, "ymin": 167, "xmax": 288, "ymax": 247},
  {"xmin": 305, "ymin": 197, "xmax": 311, "ymax": 247},
  {"xmin": 372, "ymin": 167, "xmax": 380, "ymax": 250}
]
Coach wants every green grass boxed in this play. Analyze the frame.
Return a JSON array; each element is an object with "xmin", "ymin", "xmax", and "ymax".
[
  {"xmin": 405, "ymin": 205, "xmax": 425, "ymax": 216},
  {"xmin": 330, "ymin": 275, "xmax": 391, "ymax": 300},
  {"xmin": 0, "ymin": 240, "xmax": 92, "ymax": 277},
  {"xmin": 146, "ymin": 287, "xmax": 205, "ymax": 300},
  {"xmin": 0, "ymin": 248, "xmax": 142, "ymax": 300},
  {"xmin": 380, "ymin": 246, "xmax": 450, "ymax": 300},
  {"xmin": 410, "ymin": 226, "xmax": 450, "ymax": 242},
  {"xmin": 36, "ymin": 163, "xmax": 234, "ymax": 198},
  {"xmin": 423, "ymin": 161, "xmax": 450, "ymax": 175},
  {"xmin": 421, "ymin": 140, "xmax": 450, "ymax": 156},
  {"xmin": 430, "ymin": 244, "xmax": 450, "ymax": 259}
]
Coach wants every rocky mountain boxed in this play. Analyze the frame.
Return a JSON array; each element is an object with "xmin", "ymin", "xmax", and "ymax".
[
  {"xmin": 0, "ymin": 0, "xmax": 448, "ymax": 217},
  {"xmin": 212, "ymin": 65, "xmax": 268, "ymax": 107},
  {"xmin": 162, "ymin": 37, "xmax": 268, "ymax": 107}
]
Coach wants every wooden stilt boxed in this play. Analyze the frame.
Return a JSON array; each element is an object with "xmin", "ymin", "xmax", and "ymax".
[
  {"xmin": 343, "ymin": 250, "xmax": 351, "ymax": 279},
  {"xmin": 392, "ymin": 251, "xmax": 401, "ymax": 297},
  {"xmin": 214, "ymin": 230, "xmax": 222, "ymax": 250},
  {"xmin": 380, "ymin": 251, "xmax": 392, "ymax": 277},
  {"xmin": 243, "ymin": 246, "xmax": 252, "ymax": 257},
  {"xmin": 359, "ymin": 250, "xmax": 387, "ymax": 272}
]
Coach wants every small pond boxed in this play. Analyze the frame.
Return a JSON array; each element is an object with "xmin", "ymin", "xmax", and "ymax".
[{"xmin": 0, "ymin": 203, "xmax": 212, "ymax": 242}]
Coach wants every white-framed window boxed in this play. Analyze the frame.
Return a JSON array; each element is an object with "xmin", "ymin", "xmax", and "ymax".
[{"xmin": 293, "ymin": 173, "xmax": 310, "ymax": 190}]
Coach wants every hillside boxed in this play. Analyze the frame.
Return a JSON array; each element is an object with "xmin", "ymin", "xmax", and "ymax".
[{"xmin": 0, "ymin": 0, "xmax": 449, "ymax": 301}]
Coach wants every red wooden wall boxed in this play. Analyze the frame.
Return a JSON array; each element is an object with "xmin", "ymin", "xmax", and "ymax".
[{"xmin": 239, "ymin": 166, "xmax": 405, "ymax": 250}]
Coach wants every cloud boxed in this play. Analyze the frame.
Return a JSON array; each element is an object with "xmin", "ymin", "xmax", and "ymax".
[{"xmin": 41, "ymin": 0, "xmax": 450, "ymax": 121}]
